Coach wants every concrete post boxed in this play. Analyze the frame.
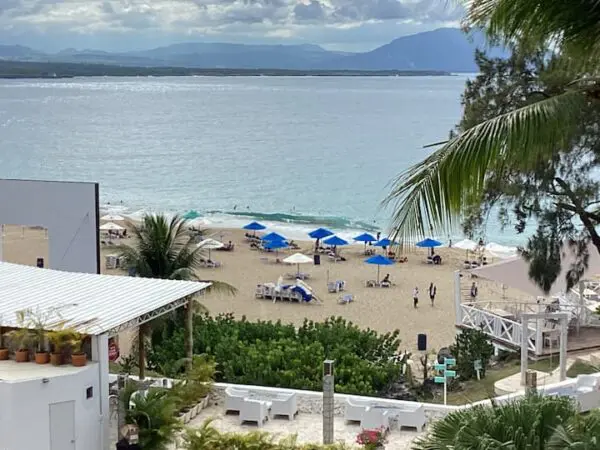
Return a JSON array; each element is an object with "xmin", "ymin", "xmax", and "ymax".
[
  {"xmin": 92, "ymin": 333, "xmax": 110, "ymax": 450},
  {"xmin": 521, "ymin": 316, "xmax": 529, "ymax": 386},
  {"xmin": 454, "ymin": 270, "xmax": 462, "ymax": 326},
  {"xmin": 577, "ymin": 280, "xmax": 585, "ymax": 336},
  {"xmin": 323, "ymin": 360, "xmax": 335, "ymax": 445},
  {"xmin": 559, "ymin": 317, "xmax": 568, "ymax": 381}
]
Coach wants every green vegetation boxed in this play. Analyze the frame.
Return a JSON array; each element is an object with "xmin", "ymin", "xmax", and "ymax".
[
  {"xmin": 184, "ymin": 421, "xmax": 352, "ymax": 450},
  {"xmin": 149, "ymin": 314, "xmax": 405, "ymax": 396},
  {"xmin": 0, "ymin": 60, "xmax": 449, "ymax": 79},
  {"xmin": 117, "ymin": 213, "xmax": 234, "ymax": 379},
  {"xmin": 567, "ymin": 360, "xmax": 599, "ymax": 378},
  {"xmin": 450, "ymin": 328, "xmax": 494, "ymax": 381},
  {"xmin": 414, "ymin": 394, "xmax": 600, "ymax": 449},
  {"xmin": 385, "ymin": 0, "xmax": 600, "ymax": 293}
]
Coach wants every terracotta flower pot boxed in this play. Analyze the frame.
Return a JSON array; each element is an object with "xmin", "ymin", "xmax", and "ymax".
[
  {"xmin": 71, "ymin": 353, "xmax": 87, "ymax": 367},
  {"xmin": 50, "ymin": 353, "xmax": 63, "ymax": 366},
  {"xmin": 35, "ymin": 352, "xmax": 50, "ymax": 364},
  {"xmin": 15, "ymin": 349, "xmax": 29, "ymax": 363},
  {"xmin": 0, "ymin": 348, "xmax": 8, "ymax": 361}
]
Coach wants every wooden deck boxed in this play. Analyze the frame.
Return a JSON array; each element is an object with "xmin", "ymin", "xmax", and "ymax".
[{"xmin": 545, "ymin": 326, "xmax": 600, "ymax": 355}]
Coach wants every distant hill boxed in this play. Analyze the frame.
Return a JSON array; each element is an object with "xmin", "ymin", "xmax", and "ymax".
[{"xmin": 0, "ymin": 28, "xmax": 505, "ymax": 72}]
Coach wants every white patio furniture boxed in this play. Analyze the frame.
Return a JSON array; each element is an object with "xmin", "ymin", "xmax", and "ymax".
[
  {"xmin": 270, "ymin": 392, "xmax": 298, "ymax": 420},
  {"xmin": 339, "ymin": 294, "xmax": 355, "ymax": 304},
  {"xmin": 344, "ymin": 397, "xmax": 374, "ymax": 423},
  {"xmin": 225, "ymin": 387, "xmax": 249, "ymax": 414},
  {"xmin": 395, "ymin": 404, "xmax": 427, "ymax": 431},
  {"xmin": 361, "ymin": 407, "xmax": 390, "ymax": 430},
  {"xmin": 239, "ymin": 399, "xmax": 270, "ymax": 427},
  {"xmin": 576, "ymin": 375, "xmax": 599, "ymax": 393}
]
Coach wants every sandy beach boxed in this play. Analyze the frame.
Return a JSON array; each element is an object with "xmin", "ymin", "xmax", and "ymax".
[{"xmin": 0, "ymin": 223, "xmax": 532, "ymax": 353}]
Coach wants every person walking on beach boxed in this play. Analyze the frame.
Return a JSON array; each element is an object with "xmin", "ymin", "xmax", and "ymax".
[
  {"xmin": 470, "ymin": 282, "xmax": 478, "ymax": 300},
  {"xmin": 413, "ymin": 286, "xmax": 419, "ymax": 308},
  {"xmin": 429, "ymin": 282, "xmax": 436, "ymax": 306}
]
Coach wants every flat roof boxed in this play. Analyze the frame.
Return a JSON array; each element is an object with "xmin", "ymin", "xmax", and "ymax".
[
  {"xmin": 0, "ymin": 360, "xmax": 95, "ymax": 382},
  {"xmin": 0, "ymin": 262, "xmax": 211, "ymax": 335}
]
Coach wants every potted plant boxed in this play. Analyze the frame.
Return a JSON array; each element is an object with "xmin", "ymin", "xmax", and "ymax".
[
  {"xmin": 6, "ymin": 310, "xmax": 33, "ymax": 363},
  {"xmin": 356, "ymin": 427, "xmax": 388, "ymax": 450},
  {"xmin": 0, "ymin": 315, "xmax": 7, "ymax": 361},
  {"xmin": 47, "ymin": 326, "xmax": 76, "ymax": 366},
  {"xmin": 26, "ymin": 308, "xmax": 53, "ymax": 365},
  {"xmin": 70, "ymin": 331, "xmax": 87, "ymax": 367}
]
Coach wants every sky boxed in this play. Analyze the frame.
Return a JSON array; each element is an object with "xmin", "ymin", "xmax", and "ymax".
[{"xmin": 0, "ymin": 0, "xmax": 464, "ymax": 52}]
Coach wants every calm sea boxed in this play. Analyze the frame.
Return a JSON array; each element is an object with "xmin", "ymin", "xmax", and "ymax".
[{"xmin": 0, "ymin": 75, "xmax": 521, "ymax": 245}]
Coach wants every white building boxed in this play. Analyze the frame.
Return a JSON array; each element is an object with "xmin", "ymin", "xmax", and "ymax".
[{"xmin": 0, "ymin": 262, "xmax": 210, "ymax": 450}]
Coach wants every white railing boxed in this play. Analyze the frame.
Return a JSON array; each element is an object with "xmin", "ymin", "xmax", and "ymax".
[{"xmin": 460, "ymin": 304, "xmax": 537, "ymax": 353}]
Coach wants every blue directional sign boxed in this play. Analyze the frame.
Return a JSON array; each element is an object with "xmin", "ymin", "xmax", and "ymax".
[{"xmin": 434, "ymin": 376, "xmax": 445, "ymax": 383}]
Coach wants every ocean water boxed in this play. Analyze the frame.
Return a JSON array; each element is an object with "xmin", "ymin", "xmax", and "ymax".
[{"xmin": 0, "ymin": 75, "xmax": 521, "ymax": 245}]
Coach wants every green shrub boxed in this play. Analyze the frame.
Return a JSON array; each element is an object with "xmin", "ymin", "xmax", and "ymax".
[
  {"xmin": 149, "ymin": 314, "xmax": 403, "ymax": 396},
  {"xmin": 183, "ymin": 420, "xmax": 353, "ymax": 449},
  {"xmin": 449, "ymin": 328, "xmax": 494, "ymax": 381}
]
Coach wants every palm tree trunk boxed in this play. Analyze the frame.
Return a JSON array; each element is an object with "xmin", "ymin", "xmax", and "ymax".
[
  {"xmin": 184, "ymin": 297, "xmax": 194, "ymax": 373},
  {"xmin": 138, "ymin": 323, "xmax": 146, "ymax": 380}
]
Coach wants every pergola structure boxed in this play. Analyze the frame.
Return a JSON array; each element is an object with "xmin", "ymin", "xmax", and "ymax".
[{"xmin": 0, "ymin": 261, "xmax": 211, "ymax": 450}]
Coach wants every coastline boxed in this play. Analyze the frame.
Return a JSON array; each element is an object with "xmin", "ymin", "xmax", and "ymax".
[{"xmin": 0, "ymin": 60, "xmax": 453, "ymax": 79}]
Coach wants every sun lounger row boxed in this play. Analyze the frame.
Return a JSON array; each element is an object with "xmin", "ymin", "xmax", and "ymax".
[
  {"xmin": 255, "ymin": 283, "xmax": 315, "ymax": 302},
  {"xmin": 199, "ymin": 258, "xmax": 221, "ymax": 268},
  {"xmin": 328, "ymin": 280, "xmax": 346, "ymax": 293},
  {"xmin": 225, "ymin": 386, "xmax": 298, "ymax": 427},
  {"xmin": 344, "ymin": 397, "xmax": 426, "ymax": 431},
  {"xmin": 365, "ymin": 280, "xmax": 391, "ymax": 288}
]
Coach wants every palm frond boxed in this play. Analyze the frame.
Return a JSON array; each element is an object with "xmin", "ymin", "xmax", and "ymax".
[
  {"xmin": 384, "ymin": 90, "xmax": 586, "ymax": 241},
  {"xmin": 466, "ymin": 0, "xmax": 600, "ymax": 63}
]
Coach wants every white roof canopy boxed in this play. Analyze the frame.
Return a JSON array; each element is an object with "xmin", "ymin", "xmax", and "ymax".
[{"xmin": 0, "ymin": 262, "xmax": 211, "ymax": 335}]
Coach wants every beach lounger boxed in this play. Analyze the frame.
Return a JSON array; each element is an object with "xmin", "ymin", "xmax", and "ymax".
[
  {"xmin": 255, "ymin": 285, "xmax": 265, "ymax": 298},
  {"xmin": 380, "ymin": 281, "xmax": 391, "ymax": 288},
  {"xmin": 366, "ymin": 280, "xmax": 379, "ymax": 288},
  {"xmin": 339, "ymin": 294, "xmax": 354, "ymax": 304}
]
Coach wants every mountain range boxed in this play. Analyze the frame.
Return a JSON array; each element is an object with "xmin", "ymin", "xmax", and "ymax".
[{"xmin": 0, "ymin": 28, "xmax": 504, "ymax": 73}]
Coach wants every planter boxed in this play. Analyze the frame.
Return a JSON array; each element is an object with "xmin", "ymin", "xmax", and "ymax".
[
  {"xmin": 15, "ymin": 349, "xmax": 29, "ymax": 363},
  {"xmin": 201, "ymin": 396, "xmax": 209, "ymax": 409},
  {"xmin": 0, "ymin": 348, "xmax": 8, "ymax": 361},
  {"xmin": 71, "ymin": 353, "xmax": 87, "ymax": 367},
  {"xmin": 35, "ymin": 352, "xmax": 50, "ymax": 364},
  {"xmin": 50, "ymin": 353, "xmax": 63, "ymax": 366}
]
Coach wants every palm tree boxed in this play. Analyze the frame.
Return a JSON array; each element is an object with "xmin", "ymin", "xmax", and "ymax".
[
  {"xmin": 119, "ymin": 214, "xmax": 235, "ymax": 379},
  {"xmin": 412, "ymin": 394, "xmax": 583, "ymax": 450},
  {"xmin": 384, "ymin": 0, "xmax": 600, "ymax": 243}
]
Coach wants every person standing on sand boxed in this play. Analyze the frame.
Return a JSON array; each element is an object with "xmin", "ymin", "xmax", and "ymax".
[
  {"xmin": 429, "ymin": 282, "xmax": 436, "ymax": 306},
  {"xmin": 470, "ymin": 282, "xmax": 478, "ymax": 300},
  {"xmin": 413, "ymin": 286, "xmax": 419, "ymax": 308}
]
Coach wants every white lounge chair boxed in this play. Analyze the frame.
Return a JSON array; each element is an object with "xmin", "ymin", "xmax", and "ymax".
[
  {"xmin": 344, "ymin": 397, "xmax": 373, "ymax": 423},
  {"xmin": 339, "ymin": 294, "xmax": 354, "ymax": 304},
  {"xmin": 576, "ymin": 375, "xmax": 599, "ymax": 393},
  {"xmin": 239, "ymin": 399, "xmax": 270, "ymax": 427},
  {"xmin": 361, "ymin": 407, "xmax": 390, "ymax": 430},
  {"xmin": 396, "ymin": 404, "xmax": 427, "ymax": 431},
  {"xmin": 270, "ymin": 393, "xmax": 298, "ymax": 420},
  {"xmin": 224, "ymin": 387, "xmax": 249, "ymax": 414}
]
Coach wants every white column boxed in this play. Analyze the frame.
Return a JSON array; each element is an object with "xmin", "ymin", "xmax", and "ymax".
[
  {"xmin": 559, "ymin": 317, "xmax": 568, "ymax": 381},
  {"xmin": 521, "ymin": 316, "xmax": 529, "ymax": 386},
  {"xmin": 535, "ymin": 318, "xmax": 543, "ymax": 356},
  {"xmin": 454, "ymin": 270, "xmax": 462, "ymax": 326},
  {"xmin": 92, "ymin": 333, "xmax": 110, "ymax": 450}
]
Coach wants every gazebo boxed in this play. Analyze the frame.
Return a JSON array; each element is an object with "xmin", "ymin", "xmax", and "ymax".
[{"xmin": 0, "ymin": 262, "xmax": 210, "ymax": 450}]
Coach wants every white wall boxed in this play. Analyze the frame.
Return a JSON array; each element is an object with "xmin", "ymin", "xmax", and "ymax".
[
  {"xmin": 0, "ymin": 179, "xmax": 99, "ymax": 274},
  {"xmin": 0, "ymin": 364, "xmax": 101, "ymax": 450}
]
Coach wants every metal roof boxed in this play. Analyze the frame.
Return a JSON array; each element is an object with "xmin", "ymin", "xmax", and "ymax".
[{"xmin": 0, "ymin": 262, "xmax": 211, "ymax": 335}]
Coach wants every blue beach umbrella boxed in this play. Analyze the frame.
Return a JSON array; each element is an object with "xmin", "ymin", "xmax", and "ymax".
[
  {"xmin": 323, "ymin": 236, "xmax": 349, "ymax": 247},
  {"xmin": 243, "ymin": 221, "xmax": 266, "ymax": 231},
  {"xmin": 365, "ymin": 254, "xmax": 395, "ymax": 283},
  {"xmin": 264, "ymin": 240, "xmax": 289, "ymax": 250},
  {"xmin": 262, "ymin": 232, "xmax": 287, "ymax": 242},
  {"xmin": 354, "ymin": 232, "xmax": 377, "ymax": 243},
  {"xmin": 374, "ymin": 238, "xmax": 393, "ymax": 248},
  {"xmin": 309, "ymin": 227, "xmax": 334, "ymax": 251},
  {"xmin": 308, "ymin": 227, "xmax": 334, "ymax": 239},
  {"xmin": 183, "ymin": 210, "xmax": 200, "ymax": 220},
  {"xmin": 416, "ymin": 238, "xmax": 443, "ymax": 256}
]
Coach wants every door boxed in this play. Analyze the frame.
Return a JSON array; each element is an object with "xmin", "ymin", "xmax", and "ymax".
[{"xmin": 49, "ymin": 401, "xmax": 76, "ymax": 450}]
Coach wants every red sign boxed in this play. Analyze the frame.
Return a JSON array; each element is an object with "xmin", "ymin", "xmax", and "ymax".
[{"xmin": 108, "ymin": 338, "xmax": 120, "ymax": 362}]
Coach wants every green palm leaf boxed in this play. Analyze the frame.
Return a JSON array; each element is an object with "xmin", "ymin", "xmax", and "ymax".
[{"xmin": 384, "ymin": 89, "xmax": 587, "ymax": 241}]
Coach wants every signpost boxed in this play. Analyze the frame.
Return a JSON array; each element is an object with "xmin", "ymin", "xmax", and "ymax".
[
  {"xmin": 434, "ymin": 357, "xmax": 457, "ymax": 405},
  {"xmin": 474, "ymin": 359, "xmax": 482, "ymax": 380}
]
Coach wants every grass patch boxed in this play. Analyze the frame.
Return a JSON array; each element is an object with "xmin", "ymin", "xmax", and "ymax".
[
  {"xmin": 567, "ymin": 360, "xmax": 599, "ymax": 378},
  {"xmin": 432, "ymin": 358, "xmax": 560, "ymax": 405}
]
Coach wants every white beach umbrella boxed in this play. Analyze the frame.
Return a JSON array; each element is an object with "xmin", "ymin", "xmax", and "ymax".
[
  {"xmin": 283, "ymin": 252, "xmax": 313, "ymax": 275},
  {"xmin": 101, "ymin": 214, "xmax": 125, "ymax": 221},
  {"xmin": 99, "ymin": 222, "xmax": 125, "ymax": 231},
  {"xmin": 453, "ymin": 239, "xmax": 478, "ymax": 251},
  {"xmin": 197, "ymin": 238, "xmax": 224, "ymax": 260}
]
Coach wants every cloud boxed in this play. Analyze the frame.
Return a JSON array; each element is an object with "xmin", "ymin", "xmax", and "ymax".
[{"xmin": 0, "ymin": 0, "xmax": 464, "ymax": 51}]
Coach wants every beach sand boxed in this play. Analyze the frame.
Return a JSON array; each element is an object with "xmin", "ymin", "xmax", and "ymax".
[{"xmin": 1, "ymin": 224, "xmax": 533, "ymax": 353}]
